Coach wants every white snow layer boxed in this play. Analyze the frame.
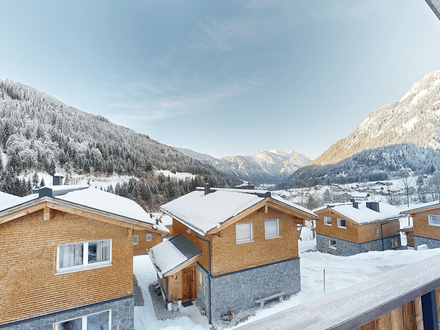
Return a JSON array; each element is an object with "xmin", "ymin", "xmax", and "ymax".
[
  {"xmin": 149, "ymin": 240, "xmax": 189, "ymax": 277},
  {"xmin": 314, "ymin": 201, "xmax": 403, "ymax": 224},
  {"xmin": 161, "ymin": 190, "xmax": 264, "ymax": 235},
  {"xmin": 0, "ymin": 191, "xmax": 24, "ymax": 212}
]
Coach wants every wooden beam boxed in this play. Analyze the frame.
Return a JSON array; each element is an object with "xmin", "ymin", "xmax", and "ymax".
[
  {"xmin": 390, "ymin": 306, "xmax": 403, "ymax": 330},
  {"xmin": 402, "ymin": 300, "xmax": 415, "ymax": 330},
  {"xmin": 0, "ymin": 203, "xmax": 46, "ymax": 225},
  {"xmin": 128, "ymin": 228, "xmax": 133, "ymax": 237},
  {"xmin": 43, "ymin": 207, "xmax": 51, "ymax": 221}
]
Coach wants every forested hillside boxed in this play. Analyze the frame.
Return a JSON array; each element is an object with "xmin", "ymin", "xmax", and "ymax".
[{"xmin": 0, "ymin": 79, "xmax": 237, "ymax": 210}]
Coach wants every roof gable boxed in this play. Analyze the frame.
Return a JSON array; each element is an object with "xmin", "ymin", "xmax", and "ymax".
[{"xmin": 401, "ymin": 201, "xmax": 440, "ymax": 215}]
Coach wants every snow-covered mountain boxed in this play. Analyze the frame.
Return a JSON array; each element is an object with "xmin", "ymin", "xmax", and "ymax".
[
  {"xmin": 177, "ymin": 148, "xmax": 310, "ymax": 186},
  {"xmin": 284, "ymin": 69, "xmax": 440, "ymax": 187}
]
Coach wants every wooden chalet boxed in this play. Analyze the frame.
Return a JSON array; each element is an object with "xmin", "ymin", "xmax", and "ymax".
[
  {"xmin": 0, "ymin": 185, "xmax": 168, "ymax": 329},
  {"xmin": 132, "ymin": 213, "xmax": 172, "ymax": 256},
  {"xmin": 401, "ymin": 201, "xmax": 440, "ymax": 249},
  {"xmin": 149, "ymin": 185, "xmax": 316, "ymax": 324},
  {"xmin": 314, "ymin": 201, "xmax": 403, "ymax": 256}
]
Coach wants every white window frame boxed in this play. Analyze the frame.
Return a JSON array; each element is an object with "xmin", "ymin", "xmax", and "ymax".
[
  {"xmin": 264, "ymin": 219, "xmax": 280, "ymax": 239},
  {"xmin": 428, "ymin": 214, "xmax": 440, "ymax": 227},
  {"xmin": 375, "ymin": 229, "xmax": 380, "ymax": 237},
  {"xmin": 324, "ymin": 216, "xmax": 332, "ymax": 226},
  {"xmin": 146, "ymin": 233, "xmax": 152, "ymax": 242},
  {"xmin": 236, "ymin": 222, "xmax": 254, "ymax": 244},
  {"xmin": 337, "ymin": 218, "xmax": 346, "ymax": 229},
  {"xmin": 133, "ymin": 235, "xmax": 138, "ymax": 245},
  {"xmin": 328, "ymin": 239, "xmax": 337, "ymax": 249},
  {"xmin": 54, "ymin": 309, "xmax": 112, "ymax": 330},
  {"xmin": 56, "ymin": 240, "xmax": 112, "ymax": 275}
]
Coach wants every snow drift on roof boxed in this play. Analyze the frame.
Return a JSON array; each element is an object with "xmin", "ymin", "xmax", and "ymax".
[
  {"xmin": 314, "ymin": 201, "xmax": 404, "ymax": 224},
  {"xmin": 401, "ymin": 200, "xmax": 440, "ymax": 213},
  {"xmin": 161, "ymin": 189, "xmax": 264, "ymax": 235},
  {"xmin": 56, "ymin": 187, "xmax": 168, "ymax": 232},
  {"xmin": 0, "ymin": 192, "xmax": 24, "ymax": 212}
]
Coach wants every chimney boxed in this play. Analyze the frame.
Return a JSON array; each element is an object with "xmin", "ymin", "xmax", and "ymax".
[
  {"xmin": 204, "ymin": 183, "xmax": 211, "ymax": 195},
  {"xmin": 39, "ymin": 187, "xmax": 53, "ymax": 198},
  {"xmin": 366, "ymin": 201, "xmax": 380, "ymax": 212},
  {"xmin": 156, "ymin": 218, "xmax": 159, "ymax": 225},
  {"xmin": 53, "ymin": 175, "xmax": 64, "ymax": 186},
  {"xmin": 352, "ymin": 201, "xmax": 359, "ymax": 209}
]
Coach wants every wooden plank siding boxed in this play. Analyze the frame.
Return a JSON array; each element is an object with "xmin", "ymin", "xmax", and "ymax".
[
  {"xmin": 132, "ymin": 230, "xmax": 162, "ymax": 256},
  {"xmin": 315, "ymin": 210, "xmax": 400, "ymax": 244},
  {"xmin": 409, "ymin": 209, "xmax": 440, "ymax": 241},
  {"xmin": 0, "ymin": 209, "xmax": 133, "ymax": 326},
  {"xmin": 234, "ymin": 253, "xmax": 440, "ymax": 330}
]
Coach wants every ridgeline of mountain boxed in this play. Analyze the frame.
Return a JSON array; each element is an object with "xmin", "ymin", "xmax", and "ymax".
[
  {"xmin": 283, "ymin": 69, "xmax": 440, "ymax": 187},
  {"xmin": 0, "ymin": 79, "xmax": 238, "ymax": 208},
  {"xmin": 177, "ymin": 148, "xmax": 310, "ymax": 186}
]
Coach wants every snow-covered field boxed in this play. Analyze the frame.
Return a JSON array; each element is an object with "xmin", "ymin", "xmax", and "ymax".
[{"xmin": 133, "ymin": 241, "xmax": 440, "ymax": 330}]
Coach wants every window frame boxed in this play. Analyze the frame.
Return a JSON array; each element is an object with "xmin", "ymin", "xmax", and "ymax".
[
  {"xmin": 324, "ymin": 216, "xmax": 332, "ymax": 226},
  {"xmin": 264, "ymin": 219, "xmax": 280, "ymax": 239},
  {"xmin": 54, "ymin": 309, "xmax": 112, "ymax": 330},
  {"xmin": 133, "ymin": 235, "xmax": 138, "ymax": 245},
  {"xmin": 56, "ymin": 239, "xmax": 112, "ymax": 275},
  {"xmin": 328, "ymin": 239, "xmax": 337, "ymax": 249},
  {"xmin": 146, "ymin": 233, "xmax": 152, "ymax": 242},
  {"xmin": 375, "ymin": 229, "xmax": 380, "ymax": 237},
  {"xmin": 235, "ymin": 222, "xmax": 254, "ymax": 244},
  {"xmin": 337, "ymin": 218, "xmax": 346, "ymax": 229},
  {"xmin": 428, "ymin": 214, "xmax": 440, "ymax": 227}
]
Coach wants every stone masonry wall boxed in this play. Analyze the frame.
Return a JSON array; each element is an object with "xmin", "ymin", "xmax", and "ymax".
[
  {"xmin": 0, "ymin": 295, "xmax": 134, "ymax": 330},
  {"xmin": 317, "ymin": 234, "xmax": 401, "ymax": 256},
  {"xmin": 209, "ymin": 257, "xmax": 300, "ymax": 321},
  {"xmin": 414, "ymin": 235, "xmax": 440, "ymax": 249}
]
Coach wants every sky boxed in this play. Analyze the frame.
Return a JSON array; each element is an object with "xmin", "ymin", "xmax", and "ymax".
[{"xmin": 1, "ymin": 1, "xmax": 440, "ymax": 160}]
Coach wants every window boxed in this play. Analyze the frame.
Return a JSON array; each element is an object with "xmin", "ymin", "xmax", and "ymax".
[
  {"xmin": 429, "ymin": 214, "xmax": 440, "ymax": 226},
  {"xmin": 375, "ymin": 229, "xmax": 380, "ymax": 237},
  {"xmin": 146, "ymin": 233, "xmax": 152, "ymax": 242},
  {"xmin": 55, "ymin": 310, "xmax": 111, "ymax": 330},
  {"xmin": 328, "ymin": 239, "xmax": 337, "ymax": 249},
  {"xmin": 264, "ymin": 219, "xmax": 280, "ymax": 239},
  {"xmin": 337, "ymin": 219, "xmax": 346, "ymax": 229},
  {"xmin": 324, "ymin": 216, "xmax": 332, "ymax": 226},
  {"xmin": 391, "ymin": 238, "xmax": 399, "ymax": 248},
  {"xmin": 133, "ymin": 235, "xmax": 138, "ymax": 245},
  {"xmin": 236, "ymin": 222, "xmax": 253, "ymax": 244},
  {"xmin": 57, "ymin": 240, "xmax": 111, "ymax": 274}
]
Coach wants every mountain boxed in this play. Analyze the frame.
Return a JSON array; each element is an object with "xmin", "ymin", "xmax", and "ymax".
[
  {"xmin": 177, "ymin": 148, "xmax": 311, "ymax": 186},
  {"xmin": 283, "ymin": 69, "xmax": 440, "ymax": 187},
  {"xmin": 0, "ymin": 79, "xmax": 238, "ymax": 208}
]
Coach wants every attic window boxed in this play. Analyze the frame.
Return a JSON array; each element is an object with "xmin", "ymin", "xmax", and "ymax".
[
  {"xmin": 337, "ymin": 219, "xmax": 346, "ymax": 229},
  {"xmin": 428, "ymin": 214, "xmax": 440, "ymax": 227},
  {"xmin": 324, "ymin": 216, "xmax": 332, "ymax": 226},
  {"xmin": 236, "ymin": 222, "xmax": 254, "ymax": 244}
]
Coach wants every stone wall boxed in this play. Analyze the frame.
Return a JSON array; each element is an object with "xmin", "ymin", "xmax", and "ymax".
[
  {"xmin": 414, "ymin": 235, "xmax": 440, "ymax": 249},
  {"xmin": 197, "ymin": 264, "xmax": 211, "ymax": 321},
  {"xmin": 317, "ymin": 234, "xmax": 401, "ymax": 256},
  {"xmin": 209, "ymin": 257, "xmax": 300, "ymax": 321},
  {"xmin": 0, "ymin": 295, "xmax": 134, "ymax": 330}
]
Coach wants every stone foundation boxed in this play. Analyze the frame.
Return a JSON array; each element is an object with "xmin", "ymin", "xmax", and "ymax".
[{"xmin": 414, "ymin": 235, "xmax": 440, "ymax": 249}]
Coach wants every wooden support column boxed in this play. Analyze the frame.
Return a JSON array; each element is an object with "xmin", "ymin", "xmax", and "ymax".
[
  {"xmin": 422, "ymin": 290, "xmax": 439, "ymax": 330},
  {"xmin": 128, "ymin": 228, "xmax": 133, "ymax": 237},
  {"xmin": 402, "ymin": 300, "xmax": 416, "ymax": 330},
  {"xmin": 43, "ymin": 207, "xmax": 51, "ymax": 221},
  {"xmin": 390, "ymin": 306, "xmax": 403, "ymax": 330},
  {"xmin": 415, "ymin": 297, "xmax": 424, "ymax": 330}
]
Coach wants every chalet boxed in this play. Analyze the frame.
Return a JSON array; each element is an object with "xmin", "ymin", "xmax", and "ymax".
[
  {"xmin": 314, "ymin": 201, "xmax": 404, "ymax": 256},
  {"xmin": 401, "ymin": 201, "xmax": 440, "ymax": 249},
  {"xmin": 149, "ymin": 186, "xmax": 316, "ymax": 323},
  {"xmin": 132, "ymin": 213, "xmax": 172, "ymax": 256},
  {"xmin": 0, "ymin": 185, "xmax": 168, "ymax": 329}
]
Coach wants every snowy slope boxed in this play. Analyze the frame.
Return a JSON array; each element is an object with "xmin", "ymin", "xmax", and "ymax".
[{"xmin": 177, "ymin": 147, "xmax": 310, "ymax": 186}]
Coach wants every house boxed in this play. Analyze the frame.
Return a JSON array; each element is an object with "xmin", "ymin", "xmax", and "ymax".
[
  {"xmin": 0, "ymin": 184, "xmax": 168, "ymax": 329},
  {"xmin": 132, "ymin": 213, "xmax": 172, "ymax": 256},
  {"xmin": 401, "ymin": 201, "xmax": 440, "ymax": 248},
  {"xmin": 149, "ymin": 186, "xmax": 316, "ymax": 323},
  {"xmin": 314, "ymin": 201, "xmax": 404, "ymax": 256}
]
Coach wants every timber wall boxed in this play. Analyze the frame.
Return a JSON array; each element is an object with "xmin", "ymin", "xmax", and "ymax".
[
  {"xmin": 412, "ymin": 209, "xmax": 440, "ymax": 241},
  {"xmin": 316, "ymin": 211, "xmax": 400, "ymax": 244},
  {"xmin": 132, "ymin": 230, "xmax": 162, "ymax": 255},
  {"xmin": 0, "ymin": 210, "xmax": 133, "ymax": 326},
  {"xmin": 210, "ymin": 207, "xmax": 299, "ymax": 276}
]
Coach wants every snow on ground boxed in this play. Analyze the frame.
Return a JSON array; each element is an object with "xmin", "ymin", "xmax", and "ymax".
[
  {"xmin": 134, "ymin": 255, "xmax": 206, "ymax": 330},
  {"xmin": 134, "ymin": 243, "xmax": 440, "ymax": 330},
  {"xmin": 156, "ymin": 170, "xmax": 196, "ymax": 180}
]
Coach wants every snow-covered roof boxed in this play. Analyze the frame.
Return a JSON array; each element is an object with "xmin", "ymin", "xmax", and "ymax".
[
  {"xmin": 0, "ymin": 187, "xmax": 168, "ymax": 233},
  {"xmin": 56, "ymin": 187, "xmax": 168, "ymax": 232},
  {"xmin": 401, "ymin": 200, "xmax": 440, "ymax": 214},
  {"xmin": 149, "ymin": 234, "xmax": 202, "ymax": 278},
  {"xmin": 314, "ymin": 201, "xmax": 404, "ymax": 225},
  {"xmin": 161, "ymin": 188, "xmax": 315, "ymax": 236}
]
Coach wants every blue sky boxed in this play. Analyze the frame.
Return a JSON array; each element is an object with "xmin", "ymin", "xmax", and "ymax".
[{"xmin": 1, "ymin": 1, "xmax": 440, "ymax": 159}]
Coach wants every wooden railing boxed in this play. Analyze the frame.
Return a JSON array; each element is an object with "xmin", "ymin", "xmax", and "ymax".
[{"xmin": 235, "ymin": 253, "xmax": 440, "ymax": 330}]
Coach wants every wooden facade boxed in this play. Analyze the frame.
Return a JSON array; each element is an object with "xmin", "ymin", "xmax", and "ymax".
[
  {"xmin": 132, "ymin": 229, "xmax": 163, "ymax": 256},
  {"xmin": 402, "ymin": 205, "xmax": 440, "ymax": 242},
  {"xmin": 315, "ymin": 209, "xmax": 401, "ymax": 244},
  {"xmin": 0, "ymin": 192, "xmax": 167, "ymax": 326}
]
